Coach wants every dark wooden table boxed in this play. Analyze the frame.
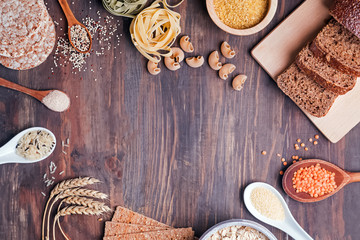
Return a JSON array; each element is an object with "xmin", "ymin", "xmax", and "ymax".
[{"xmin": 0, "ymin": 0, "xmax": 359, "ymax": 239}]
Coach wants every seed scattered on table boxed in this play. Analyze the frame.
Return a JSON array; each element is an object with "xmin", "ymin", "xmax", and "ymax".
[
  {"xmin": 296, "ymin": 138, "xmax": 301, "ymax": 143},
  {"xmin": 283, "ymin": 162, "xmax": 287, "ymax": 166},
  {"xmin": 314, "ymin": 141, "xmax": 318, "ymax": 145},
  {"xmin": 309, "ymin": 138, "xmax": 313, "ymax": 142},
  {"xmin": 281, "ymin": 158, "xmax": 285, "ymax": 162},
  {"xmin": 300, "ymin": 143, "xmax": 305, "ymax": 147},
  {"xmin": 277, "ymin": 153, "xmax": 281, "ymax": 157},
  {"xmin": 304, "ymin": 147, "xmax": 309, "ymax": 151},
  {"xmin": 315, "ymin": 134, "xmax": 319, "ymax": 139},
  {"xmin": 279, "ymin": 170, "xmax": 284, "ymax": 175},
  {"xmin": 261, "ymin": 151, "xmax": 267, "ymax": 155}
]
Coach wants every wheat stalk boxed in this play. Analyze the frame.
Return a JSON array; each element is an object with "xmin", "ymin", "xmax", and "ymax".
[
  {"xmin": 42, "ymin": 177, "xmax": 100, "ymax": 240},
  {"xmin": 56, "ymin": 197, "xmax": 111, "ymax": 240},
  {"xmin": 53, "ymin": 206, "xmax": 110, "ymax": 240},
  {"xmin": 46, "ymin": 187, "xmax": 108, "ymax": 240}
]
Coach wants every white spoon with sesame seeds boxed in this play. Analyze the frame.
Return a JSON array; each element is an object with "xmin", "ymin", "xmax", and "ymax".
[
  {"xmin": 0, "ymin": 127, "xmax": 56, "ymax": 164},
  {"xmin": 244, "ymin": 182, "xmax": 313, "ymax": 240},
  {"xmin": 58, "ymin": 0, "xmax": 93, "ymax": 53}
]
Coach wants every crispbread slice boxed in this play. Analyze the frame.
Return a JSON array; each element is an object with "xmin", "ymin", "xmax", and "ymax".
[
  {"xmin": 111, "ymin": 206, "xmax": 170, "ymax": 228},
  {"xmin": 103, "ymin": 228, "xmax": 194, "ymax": 240},
  {"xmin": 104, "ymin": 222, "xmax": 169, "ymax": 236},
  {"xmin": 277, "ymin": 63, "xmax": 338, "ymax": 118}
]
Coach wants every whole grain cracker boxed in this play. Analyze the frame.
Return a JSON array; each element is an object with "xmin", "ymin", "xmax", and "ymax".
[
  {"xmin": 104, "ymin": 222, "xmax": 169, "ymax": 236},
  {"xmin": 111, "ymin": 206, "xmax": 170, "ymax": 228},
  {"xmin": 103, "ymin": 228, "xmax": 194, "ymax": 240}
]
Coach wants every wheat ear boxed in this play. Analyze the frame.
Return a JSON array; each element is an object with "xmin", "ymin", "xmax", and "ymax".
[
  {"xmin": 53, "ymin": 206, "xmax": 110, "ymax": 240},
  {"xmin": 46, "ymin": 187, "xmax": 107, "ymax": 240},
  {"xmin": 56, "ymin": 197, "xmax": 111, "ymax": 240},
  {"xmin": 42, "ymin": 177, "xmax": 100, "ymax": 240}
]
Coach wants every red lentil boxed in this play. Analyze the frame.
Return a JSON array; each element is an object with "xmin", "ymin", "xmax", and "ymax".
[
  {"xmin": 315, "ymin": 135, "xmax": 319, "ymax": 139},
  {"xmin": 314, "ymin": 141, "xmax": 318, "ymax": 145},
  {"xmin": 283, "ymin": 162, "xmax": 287, "ymax": 166},
  {"xmin": 280, "ymin": 170, "xmax": 284, "ymax": 175},
  {"xmin": 300, "ymin": 143, "xmax": 305, "ymax": 147},
  {"xmin": 292, "ymin": 163, "xmax": 337, "ymax": 197}
]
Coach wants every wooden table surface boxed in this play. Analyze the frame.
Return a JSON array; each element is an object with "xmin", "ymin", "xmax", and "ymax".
[{"xmin": 0, "ymin": 0, "xmax": 359, "ymax": 239}]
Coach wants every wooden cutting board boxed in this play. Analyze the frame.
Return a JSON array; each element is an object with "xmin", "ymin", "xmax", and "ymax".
[{"xmin": 252, "ymin": 0, "xmax": 360, "ymax": 143}]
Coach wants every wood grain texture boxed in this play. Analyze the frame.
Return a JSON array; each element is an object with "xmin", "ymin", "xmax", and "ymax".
[{"xmin": 0, "ymin": 0, "xmax": 359, "ymax": 239}]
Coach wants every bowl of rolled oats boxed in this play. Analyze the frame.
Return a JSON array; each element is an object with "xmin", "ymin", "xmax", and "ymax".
[{"xmin": 200, "ymin": 219, "xmax": 277, "ymax": 240}]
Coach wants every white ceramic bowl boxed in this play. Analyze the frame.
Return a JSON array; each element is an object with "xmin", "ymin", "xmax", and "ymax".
[
  {"xmin": 206, "ymin": 0, "xmax": 278, "ymax": 36},
  {"xmin": 200, "ymin": 219, "xmax": 277, "ymax": 240}
]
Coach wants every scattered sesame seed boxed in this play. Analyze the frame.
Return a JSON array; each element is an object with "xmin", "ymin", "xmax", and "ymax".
[
  {"xmin": 314, "ymin": 141, "xmax": 318, "ymax": 145},
  {"xmin": 315, "ymin": 135, "xmax": 319, "ymax": 139},
  {"xmin": 279, "ymin": 171, "xmax": 284, "ymax": 175},
  {"xmin": 296, "ymin": 139, "xmax": 301, "ymax": 143},
  {"xmin": 261, "ymin": 151, "xmax": 267, "ymax": 155},
  {"xmin": 283, "ymin": 162, "xmax": 287, "ymax": 166},
  {"xmin": 305, "ymin": 147, "xmax": 309, "ymax": 151},
  {"xmin": 277, "ymin": 153, "xmax": 281, "ymax": 157},
  {"xmin": 300, "ymin": 143, "xmax": 305, "ymax": 147},
  {"xmin": 281, "ymin": 158, "xmax": 285, "ymax": 162}
]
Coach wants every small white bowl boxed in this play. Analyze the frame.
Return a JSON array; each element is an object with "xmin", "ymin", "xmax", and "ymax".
[
  {"xmin": 206, "ymin": 0, "xmax": 278, "ymax": 36},
  {"xmin": 200, "ymin": 219, "xmax": 277, "ymax": 240}
]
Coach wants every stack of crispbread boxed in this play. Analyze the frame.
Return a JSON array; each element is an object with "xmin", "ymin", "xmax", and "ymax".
[
  {"xmin": 103, "ymin": 206, "xmax": 195, "ymax": 240},
  {"xmin": 0, "ymin": 0, "xmax": 55, "ymax": 70}
]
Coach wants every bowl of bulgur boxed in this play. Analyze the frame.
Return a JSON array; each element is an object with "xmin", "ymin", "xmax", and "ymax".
[
  {"xmin": 206, "ymin": 0, "xmax": 278, "ymax": 35},
  {"xmin": 200, "ymin": 219, "xmax": 277, "ymax": 240}
]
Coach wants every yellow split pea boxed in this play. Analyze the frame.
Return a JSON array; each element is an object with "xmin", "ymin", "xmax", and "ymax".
[{"xmin": 213, "ymin": 0, "xmax": 269, "ymax": 29}]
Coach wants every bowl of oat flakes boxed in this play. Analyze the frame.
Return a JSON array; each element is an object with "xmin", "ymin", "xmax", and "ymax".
[{"xmin": 200, "ymin": 219, "xmax": 277, "ymax": 240}]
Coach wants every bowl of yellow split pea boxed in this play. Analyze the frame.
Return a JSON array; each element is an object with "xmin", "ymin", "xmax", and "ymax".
[{"xmin": 206, "ymin": 0, "xmax": 278, "ymax": 35}]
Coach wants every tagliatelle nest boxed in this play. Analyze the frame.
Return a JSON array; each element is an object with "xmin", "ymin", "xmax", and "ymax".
[
  {"xmin": 129, "ymin": 0, "xmax": 182, "ymax": 63},
  {"xmin": 102, "ymin": 0, "xmax": 147, "ymax": 18}
]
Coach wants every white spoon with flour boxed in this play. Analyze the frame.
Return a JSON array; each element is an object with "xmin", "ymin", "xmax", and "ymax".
[
  {"xmin": 244, "ymin": 182, "xmax": 313, "ymax": 240},
  {"xmin": 0, "ymin": 77, "xmax": 70, "ymax": 112},
  {"xmin": 0, "ymin": 127, "xmax": 56, "ymax": 164}
]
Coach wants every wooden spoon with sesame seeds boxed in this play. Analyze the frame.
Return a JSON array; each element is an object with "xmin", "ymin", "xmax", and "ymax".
[
  {"xmin": 58, "ymin": 0, "xmax": 92, "ymax": 53},
  {"xmin": 283, "ymin": 159, "xmax": 360, "ymax": 203}
]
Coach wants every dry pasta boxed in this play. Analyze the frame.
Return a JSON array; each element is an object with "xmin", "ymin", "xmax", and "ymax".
[
  {"xmin": 102, "ymin": 0, "xmax": 147, "ymax": 18},
  {"xmin": 129, "ymin": 0, "xmax": 184, "ymax": 63}
]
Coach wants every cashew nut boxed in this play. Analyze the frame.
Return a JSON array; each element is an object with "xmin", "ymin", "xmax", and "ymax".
[
  {"xmin": 180, "ymin": 36, "xmax": 194, "ymax": 53},
  {"xmin": 164, "ymin": 47, "xmax": 184, "ymax": 71},
  {"xmin": 147, "ymin": 61, "xmax": 161, "ymax": 75},
  {"xmin": 232, "ymin": 74, "xmax": 247, "ymax": 91},
  {"xmin": 219, "ymin": 63, "xmax": 236, "ymax": 80},
  {"xmin": 186, "ymin": 56, "xmax": 204, "ymax": 68},
  {"xmin": 208, "ymin": 51, "xmax": 222, "ymax": 70},
  {"xmin": 221, "ymin": 41, "xmax": 236, "ymax": 59}
]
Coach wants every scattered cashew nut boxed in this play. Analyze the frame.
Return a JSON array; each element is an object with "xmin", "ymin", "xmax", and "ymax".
[
  {"xmin": 180, "ymin": 36, "xmax": 194, "ymax": 53},
  {"xmin": 232, "ymin": 74, "xmax": 247, "ymax": 91},
  {"xmin": 147, "ymin": 61, "xmax": 161, "ymax": 75},
  {"xmin": 219, "ymin": 63, "xmax": 236, "ymax": 80},
  {"xmin": 221, "ymin": 41, "xmax": 236, "ymax": 59},
  {"xmin": 208, "ymin": 51, "xmax": 222, "ymax": 70},
  {"xmin": 186, "ymin": 56, "xmax": 204, "ymax": 68},
  {"xmin": 164, "ymin": 47, "xmax": 184, "ymax": 71}
]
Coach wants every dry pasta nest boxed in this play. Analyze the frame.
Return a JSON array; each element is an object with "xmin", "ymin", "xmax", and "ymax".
[{"xmin": 129, "ymin": 0, "xmax": 183, "ymax": 63}]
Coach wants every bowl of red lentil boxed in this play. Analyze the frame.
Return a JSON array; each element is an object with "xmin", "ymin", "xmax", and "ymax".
[{"xmin": 206, "ymin": 0, "xmax": 278, "ymax": 35}]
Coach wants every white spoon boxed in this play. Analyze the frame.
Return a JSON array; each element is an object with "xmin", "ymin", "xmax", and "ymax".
[
  {"xmin": 244, "ymin": 182, "xmax": 313, "ymax": 240},
  {"xmin": 0, "ymin": 127, "xmax": 56, "ymax": 164}
]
